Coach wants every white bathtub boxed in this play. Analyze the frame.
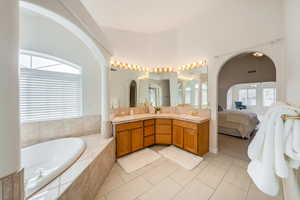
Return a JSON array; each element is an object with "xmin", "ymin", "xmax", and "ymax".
[{"xmin": 21, "ymin": 138, "xmax": 86, "ymax": 197}]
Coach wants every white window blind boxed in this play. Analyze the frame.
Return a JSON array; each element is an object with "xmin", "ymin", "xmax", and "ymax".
[{"xmin": 20, "ymin": 53, "xmax": 82, "ymax": 122}]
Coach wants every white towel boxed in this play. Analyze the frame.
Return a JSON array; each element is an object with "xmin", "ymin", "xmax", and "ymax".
[{"xmin": 247, "ymin": 103, "xmax": 300, "ymax": 196}]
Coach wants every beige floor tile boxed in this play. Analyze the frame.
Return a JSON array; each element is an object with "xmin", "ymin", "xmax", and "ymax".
[
  {"xmin": 138, "ymin": 178, "xmax": 182, "ymax": 200},
  {"xmin": 95, "ymin": 194, "xmax": 106, "ymax": 200},
  {"xmin": 232, "ymin": 158, "xmax": 249, "ymax": 169},
  {"xmin": 142, "ymin": 160, "xmax": 178, "ymax": 184},
  {"xmin": 196, "ymin": 162, "xmax": 227, "ymax": 189},
  {"xmin": 209, "ymin": 153, "xmax": 234, "ymax": 170},
  {"xmin": 246, "ymin": 184, "xmax": 283, "ymax": 200},
  {"xmin": 223, "ymin": 165, "xmax": 251, "ymax": 191},
  {"xmin": 97, "ymin": 171, "xmax": 125, "ymax": 197},
  {"xmin": 210, "ymin": 181, "xmax": 247, "ymax": 200},
  {"xmin": 169, "ymin": 160, "xmax": 209, "ymax": 186},
  {"xmin": 106, "ymin": 177, "xmax": 152, "ymax": 200},
  {"xmin": 174, "ymin": 179, "xmax": 214, "ymax": 200}
]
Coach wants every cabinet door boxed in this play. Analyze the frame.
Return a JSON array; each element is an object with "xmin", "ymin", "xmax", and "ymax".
[
  {"xmin": 198, "ymin": 121, "xmax": 209, "ymax": 156},
  {"xmin": 117, "ymin": 130, "xmax": 131, "ymax": 157},
  {"xmin": 155, "ymin": 135, "xmax": 172, "ymax": 144},
  {"xmin": 131, "ymin": 128, "xmax": 144, "ymax": 152},
  {"xmin": 184, "ymin": 128, "xmax": 198, "ymax": 154},
  {"xmin": 173, "ymin": 125, "xmax": 184, "ymax": 148}
]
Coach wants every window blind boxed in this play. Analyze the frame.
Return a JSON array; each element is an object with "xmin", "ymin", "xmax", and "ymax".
[{"xmin": 20, "ymin": 68, "xmax": 82, "ymax": 122}]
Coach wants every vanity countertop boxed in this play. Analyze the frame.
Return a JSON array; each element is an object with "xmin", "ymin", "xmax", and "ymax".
[{"xmin": 111, "ymin": 113, "xmax": 210, "ymax": 125}]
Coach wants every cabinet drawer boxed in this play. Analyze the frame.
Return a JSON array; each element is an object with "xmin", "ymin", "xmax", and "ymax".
[
  {"xmin": 156, "ymin": 119, "xmax": 172, "ymax": 125},
  {"xmin": 144, "ymin": 119, "xmax": 154, "ymax": 126},
  {"xmin": 144, "ymin": 125, "xmax": 154, "ymax": 136},
  {"xmin": 156, "ymin": 125, "xmax": 172, "ymax": 135},
  {"xmin": 155, "ymin": 135, "xmax": 172, "ymax": 144},
  {"xmin": 116, "ymin": 121, "xmax": 143, "ymax": 132},
  {"xmin": 144, "ymin": 135, "xmax": 155, "ymax": 147},
  {"xmin": 173, "ymin": 120, "xmax": 197, "ymax": 130}
]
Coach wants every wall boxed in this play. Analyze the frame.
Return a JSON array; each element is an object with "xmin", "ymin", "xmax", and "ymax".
[
  {"xmin": 283, "ymin": 1, "xmax": 300, "ymax": 199},
  {"xmin": 284, "ymin": 0, "xmax": 300, "ymax": 107},
  {"xmin": 20, "ymin": 8, "xmax": 101, "ymax": 116},
  {"xmin": 218, "ymin": 54, "xmax": 276, "ymax": 108},
  {"xmin": 84, "ymin": 0, "xmax": 283, "ymax": 67}
]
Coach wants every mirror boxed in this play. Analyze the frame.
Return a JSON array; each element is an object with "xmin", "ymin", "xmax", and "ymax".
[{"xmin": 110, "ymin": 66, "xmax": 208, "ymax": 108}]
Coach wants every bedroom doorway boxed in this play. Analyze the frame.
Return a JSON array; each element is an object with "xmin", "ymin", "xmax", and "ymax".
[{"xmin": 217, "ymin": 52, "xmax": 277, "ymax": 160}]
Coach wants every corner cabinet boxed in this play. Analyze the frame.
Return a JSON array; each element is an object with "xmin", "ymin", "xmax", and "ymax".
[
  {"xmin": 173, "ymin": 120, "xmax": 209, "ymax": 156},
  {"xmin": 115, "ymin": 118, "xmax": 209, "ymax": 158}
]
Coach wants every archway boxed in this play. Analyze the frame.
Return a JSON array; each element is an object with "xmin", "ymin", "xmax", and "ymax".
[{"xmin": 217, "ymin": 52, "xmax": 276, "ymax": 160}]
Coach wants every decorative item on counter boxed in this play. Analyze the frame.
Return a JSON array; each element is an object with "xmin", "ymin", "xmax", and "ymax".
[
  {"xmin": 154, "ymin": 106, "xmax": 161, "ymax": 114},
  {"xmin": 130, "ymin": 109, "xmax": 134, "ymax": 115}
]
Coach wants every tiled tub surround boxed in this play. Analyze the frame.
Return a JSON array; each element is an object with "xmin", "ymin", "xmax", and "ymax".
[
  {"xmin": 28, "ymin": 134, "xmax": 115, "ymax": 200},
  {"xmin": 21, "ymin": 115, "xmax": 101, "ymax": 148},
  {"xmin": 0, "ymin": 169, "xmax": 24, "ymax": 200}
]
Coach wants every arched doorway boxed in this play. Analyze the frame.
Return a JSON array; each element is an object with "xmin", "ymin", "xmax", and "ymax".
[
  {"xmin": 129, "ymin": 80, "xmax": 137, "ymax": 107},
  {"xmin": 217, "ymin": 52, "xmax": 276, "ymax": 160}
]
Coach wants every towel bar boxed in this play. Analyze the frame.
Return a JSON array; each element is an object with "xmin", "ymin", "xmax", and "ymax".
[{"xmin": 281, "ymin": 114, "xmax": 300, "ymax": 122}]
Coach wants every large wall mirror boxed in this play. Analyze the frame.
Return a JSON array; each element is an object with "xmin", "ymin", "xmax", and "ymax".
[{"xmin": 110, "ymin": 66, "xmax": 208, "ymax": 109}]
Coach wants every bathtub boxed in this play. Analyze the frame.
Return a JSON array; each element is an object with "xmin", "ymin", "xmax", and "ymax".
[{"xmin": 21, "ymin": 138, "xmax": 86, "ymax": 197}]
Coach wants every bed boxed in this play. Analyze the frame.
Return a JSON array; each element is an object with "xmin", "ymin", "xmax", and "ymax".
[{"xmin": 218, "ymin": 110, "xmax": 259, "ymax": 139}]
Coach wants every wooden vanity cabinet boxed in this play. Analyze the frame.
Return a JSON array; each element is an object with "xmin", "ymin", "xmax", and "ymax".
[
  {"xmin": 173, "ymin": 120, "xmax": 209, "ymax": 156},
  {"xmin": 116, "ymin": 121, "xmax": 144, "ymax": 157},
  {"xmin": 116, "ymin": 118, "xmax": 209, "ymax": 158},
  {"xmin": 155, "ymin": 119, "xmax": 172, "ymax": 144}
]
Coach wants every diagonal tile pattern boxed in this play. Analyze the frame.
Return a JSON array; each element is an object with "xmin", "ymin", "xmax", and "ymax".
[{"xmin": 94, "ymin": 135, "xmax": 283, "ymax": 200}]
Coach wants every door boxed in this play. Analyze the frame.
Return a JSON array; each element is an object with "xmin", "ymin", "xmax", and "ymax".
[
  {"xmin": 184, "ymin": 128, "xmax": 198, "ymax": 154},
  {"xmin": 117, "ymin": 130, "xmax": 131, "ymax": 157},
  {"xmin": 173, "ymin": 125, "xmax": 183, "ymax": 148},
  {"xmin": 131, "ymin": 128, "xmax": 144, "ymax": 152}
]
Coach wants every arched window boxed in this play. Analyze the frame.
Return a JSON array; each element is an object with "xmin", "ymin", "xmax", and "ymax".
[{"xmin": 19, "ymin": 51, "xmax": 82, "ymax": 122}]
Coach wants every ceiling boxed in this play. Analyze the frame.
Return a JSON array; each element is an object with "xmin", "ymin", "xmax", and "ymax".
[{"xmin": 81, "ymin": 0, "xmax": 208, "ymax": 33}]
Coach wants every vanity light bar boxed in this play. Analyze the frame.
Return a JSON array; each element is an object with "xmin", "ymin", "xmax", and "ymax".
[{"xmin": 110, "ymin": 59, "xmax": 208, "ymax": 73}]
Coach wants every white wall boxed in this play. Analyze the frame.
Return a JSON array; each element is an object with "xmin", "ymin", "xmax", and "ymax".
[
  {"xmin": 284, "ymin": 0, "xmax": 300, "ymax": 107},
  {"xmin": 20, "ymin": 8, "xmax": 101, "ymax": 116},
  {"xmin": 96, "ymin": 0, "xmax": 283, "ymax": 67},
  {"xmin": 0, "ymin": 0, "xmax": 20, "ymax": 178}
]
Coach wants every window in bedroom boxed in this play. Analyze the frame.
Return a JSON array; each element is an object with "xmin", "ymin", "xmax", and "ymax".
[
  {"xmin": 263, "ymin": 88, "xmax": 276, "ymax": 107},
  {"xmin": 19, "ymin": 52, "xmax": 82, "ymax": 122},
  {"xmin": 239, "ymin": 88, "xmax": 257, "ymax": 106}
]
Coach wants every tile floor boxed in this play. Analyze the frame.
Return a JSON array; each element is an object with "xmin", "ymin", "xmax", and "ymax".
[{"xmin": 95, "ymin": 135, "xmax": 283, "ymax": 200}]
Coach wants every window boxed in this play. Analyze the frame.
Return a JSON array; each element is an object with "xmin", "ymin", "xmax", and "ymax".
[
  {"xmin": 263, "ymin": 88, "xmax": 276, "ymax": 107},
  {"xmin": 202, "ymin": 83, "xmax": 208, "ymax": 107},
  {"xmin": 194, "ymin": 84, "xmax": 199, "ymax": 106},
  {"xmin": 185, "ymin": 87, "xmax": 192, "ymax": 104},
  {"xmin": 20, "ymin": 52, "xmax": 82, "ymax": 122},
  {"xmin": 238, "ymin": 88, "xmax": 256, "ymax": 106}
]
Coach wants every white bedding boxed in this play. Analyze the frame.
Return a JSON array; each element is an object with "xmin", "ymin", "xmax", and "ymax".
[{"xmin": 218, "ymin": 110, "xmax": 259, "ymax": 138}]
